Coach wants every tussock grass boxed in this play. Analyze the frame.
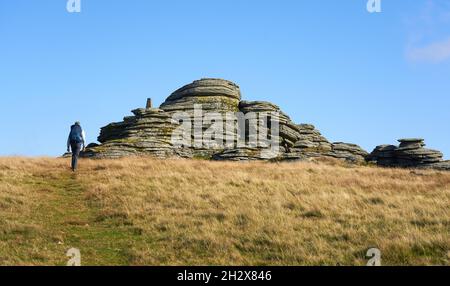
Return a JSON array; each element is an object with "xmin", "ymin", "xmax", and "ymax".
[{"xmin": 0, "ymin": 157, "xmax": 449, "ymax": 265}]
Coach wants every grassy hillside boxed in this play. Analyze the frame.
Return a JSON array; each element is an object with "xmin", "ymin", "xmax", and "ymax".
[{"xmin": 0, "ymin": 157, "xmax": 449, "ymax": 266}]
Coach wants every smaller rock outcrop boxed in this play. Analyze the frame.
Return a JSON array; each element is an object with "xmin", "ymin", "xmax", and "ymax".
[
  {"xmin": 367, "ymin": 138, "xmax": 449, "ymax": 170},
  {"xmin": 289, "ymin": 124, "xmax": 367, "ymax": 163}
]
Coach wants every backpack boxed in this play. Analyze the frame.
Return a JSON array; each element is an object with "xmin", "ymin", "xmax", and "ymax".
[{"xmin": 69, "ymin": 124, "xmax": 83, "ymax": 143}]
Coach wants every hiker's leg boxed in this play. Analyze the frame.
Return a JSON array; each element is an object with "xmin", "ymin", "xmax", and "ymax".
[
  {"xmin": 71, "ymin": 143, "xmax": 81, "ymax": 171},
  {"xmin": 71, "ymin": 143, "xmax": 76, "ymax": 170},
  {"xmin": 71, "ymin": 153, "xmax": 75, "ymax": 171}
]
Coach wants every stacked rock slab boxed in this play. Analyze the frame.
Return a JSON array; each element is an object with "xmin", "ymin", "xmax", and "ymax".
[
  {"xmin": 367, "ymin": 138, "xmax": 449, "ymax": 170},
  {"xmin": 160, "ymin": 78, "xmax": 241, "ymax": 158},
  {"xmin": 83, "ymin": 108, "xmax": 179, "ymax": 158},
  {"xmin": 395, "ymin": 139, "xmax": 443, "ymax": 166},
  {"xmin": 291, "ymin": 124, "xmax": 332, "ymax": 156}
]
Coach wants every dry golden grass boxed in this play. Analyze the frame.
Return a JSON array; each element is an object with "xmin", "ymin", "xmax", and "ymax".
[{"xmin": 0, "ymin": 157, "xmax": 449, "ymax": 265}]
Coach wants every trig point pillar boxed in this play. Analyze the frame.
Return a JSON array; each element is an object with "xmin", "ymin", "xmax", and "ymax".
[{"xmin": 146, "ymin": 98, "xmax": 152, "ymax": 109}]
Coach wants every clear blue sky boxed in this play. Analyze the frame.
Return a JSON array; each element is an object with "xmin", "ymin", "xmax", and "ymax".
[{"xmin": 1, "ymin": 0, "xmax": 449, "ymax": 158}]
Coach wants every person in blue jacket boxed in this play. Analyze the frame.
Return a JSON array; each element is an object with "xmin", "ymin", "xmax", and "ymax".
[{"xmin": 67, "ymin": 121, "xmax": 86, "ymax": 171}]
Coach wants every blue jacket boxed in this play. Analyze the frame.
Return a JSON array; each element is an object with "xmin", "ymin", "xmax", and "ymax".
[{"xmin": 67, "ymin": 124, "xmax": 86, "ymax": 150}]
